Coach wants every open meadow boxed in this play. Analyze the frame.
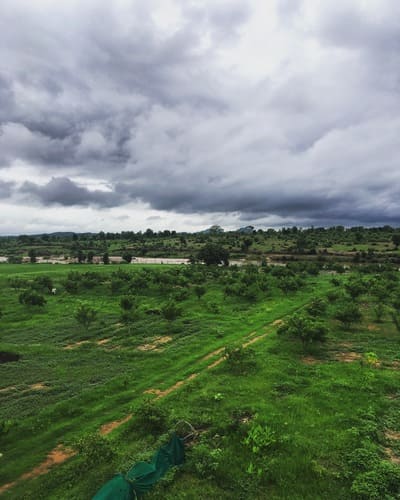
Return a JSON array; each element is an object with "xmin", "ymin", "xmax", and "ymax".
[{"xmin": 0, "ymin": 262, "xmax": 400, "ymax": 499}]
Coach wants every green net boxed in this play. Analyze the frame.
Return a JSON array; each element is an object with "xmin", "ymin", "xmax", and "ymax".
[{"xmin": 93, "ymin": 433, "xmax": 185, "ymax": 499}]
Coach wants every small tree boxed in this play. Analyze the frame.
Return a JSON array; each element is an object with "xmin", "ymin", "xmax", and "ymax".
[
  {"xmin": 103, "ymin": 252, "xmax": 110, "ymax": 265},
  {"xmin": 278, "ymin": 313, "xmax": 328, "ymax": 349},
  {"xmin": 194, "ymin": 285, "xmax": 206, "ymax": 300},
  {"xmin": 75, "ymin": 303, "xmax": 97, "ymax": 331},
  {"xmin": 197, "ymin": 243, "xmax": 229, "ymax": 266},
  {"xmin": 161, "ymin": 300, "xmax": 181, "ymax": 322},
  {"xmin": 334, "ymin": 302, "xmax": 362, "ymax": 329},
  {"xmin": 19, "ymin": 290, "xmax": 46, "ymax": 307},
  {"xmin": 87, "ymin": 251, "xmax": 95, "ymax": 264},
  {"xmin": 120, "ymin": 295, "xmax": 137, "ymax": 332},
  {"xmin": 122, "ymin": 252, "xmax": 133, "ymax": 264},
  {"xmin": 392, "ymin": 234, "xmax": 400, "ymax": 249},
  {"xmin": 28, "ymin": 249, "xmax": 37, "ymax": 263}
]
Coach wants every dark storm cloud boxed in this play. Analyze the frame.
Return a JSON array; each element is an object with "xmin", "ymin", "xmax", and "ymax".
[
  {"xmin": 0, "ymin": 180, "xmax": 13, "ymax": 199},
  {"xmin": 1, "ymin": 0, "xmax": 400, "ymax": 228},
  {"xmin": 20, "ymin": 177, "xmax": 120, "ymax": 208}
]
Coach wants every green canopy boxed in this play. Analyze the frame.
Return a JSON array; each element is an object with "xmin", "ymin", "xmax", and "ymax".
[{"xmin": 93, "ymin": 433, "xmax": 185, "ymax": 499}]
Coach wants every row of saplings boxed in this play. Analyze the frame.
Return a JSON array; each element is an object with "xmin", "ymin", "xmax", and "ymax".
[{"xmin": 278, "ymin": 271, "xmax": 400, "ymax": 349}]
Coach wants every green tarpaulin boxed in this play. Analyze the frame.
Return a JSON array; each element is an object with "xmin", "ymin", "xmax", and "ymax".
[{"xmin": 93, "ymin": 433, "xmax": 185, "ymax": 499}]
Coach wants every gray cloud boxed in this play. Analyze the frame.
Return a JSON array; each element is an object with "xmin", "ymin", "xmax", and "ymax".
[
  {"xmin": 20, "ymin": 177, "xmax": 120, "ymax": 207},
  {"xmin": 1, "ymin": 0, "xmax": 400, "ymax": 230}
]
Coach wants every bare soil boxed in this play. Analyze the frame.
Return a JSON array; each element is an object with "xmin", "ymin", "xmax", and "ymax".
[{"xmin": 137, "ymin": 336, "xmax": 172, "ymax": 351}]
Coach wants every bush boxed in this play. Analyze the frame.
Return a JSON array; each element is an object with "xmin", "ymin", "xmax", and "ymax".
[
  {"xmin": 351, "ymin": 461, "xmax": 400, "ymax": 499},
  {"xmin": 131, "ymin": 399, "xmax": 169, "ymax": 435},
  {"xmin": 75, "ymin": 433, "xmax": 115, "ymax": 470},
  {"xmin": 19, "ymin": 289, "xmax": 46, "ymax": 306},
  {"xmin": 277, "ymin": 313, "xmax": 328, "ymax": 348},
  {"xmin": 189, "ymin": 442, "xmax": 222, "ymax": 479},
  {"xmin": 223, "ymin": 345, "xmax": 257, "ymax": 374}
]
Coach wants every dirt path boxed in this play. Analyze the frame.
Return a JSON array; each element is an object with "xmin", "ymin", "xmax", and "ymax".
[
  {"xmin": 0, "ymin": 314, "xmax": 284, "ymax": 493},
  {"xmin": 0, "ymin": 445, "xmax": 76, "ymax": 495},
  {"xmin": 99, "ymin": 415, "xmax": 133, "ymax": 435}
]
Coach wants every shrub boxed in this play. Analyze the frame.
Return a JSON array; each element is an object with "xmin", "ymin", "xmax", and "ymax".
[
  {"xmin": 223, "ymin": 345, "xmax": 257, "ymax": 374},
  {"xmin": 19, "ymin": 290, "xmax": 46, "ymax": 307},
  {"xmin": 75, "ymin": 433, "xmax": 115, "ymax": 469},
  {"xmin": 277, "ymin": 313, "xmax": 328, "ymax": 348},
  {"xmin": 75, "ymin": 303, "xmax": 97, "ymax": 330},
  {"xmin": 131, "ymin": 399, "xmax": 168, "ymax": 435},
  {"xmin": 190, "ymin": 442, "xmax": 222, "ymax": 479},
  {"xmin": 334, "ymin": 302, "xmax": 362, "ymax": 329},
  {"xmin": 351, "ymin": 461, "xmax": 400, "ymax": 499},
  {"xmin": 161, "ymin": 301, "xmax": 182, "ymax": 322}
]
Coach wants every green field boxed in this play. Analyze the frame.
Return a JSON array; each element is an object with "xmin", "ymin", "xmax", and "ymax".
[{"xmin": 1, "ymin": 263, "xmax": 400, "ymax": 499}]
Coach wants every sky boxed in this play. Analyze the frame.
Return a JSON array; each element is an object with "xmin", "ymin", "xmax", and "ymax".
[{"xmin": 1, "ymin": 0, "xmax": 400, "ymax": 234}]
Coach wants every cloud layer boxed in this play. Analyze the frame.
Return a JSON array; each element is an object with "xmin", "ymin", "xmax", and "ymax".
[{"xmin": 1, "ymin": 0, "xmax": 400, "ymax": 232}]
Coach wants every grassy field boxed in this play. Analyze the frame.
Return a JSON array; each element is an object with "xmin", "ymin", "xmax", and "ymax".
[{"xmin": 1, "ymin": 263, "xmax": 400, "ymax": 499}]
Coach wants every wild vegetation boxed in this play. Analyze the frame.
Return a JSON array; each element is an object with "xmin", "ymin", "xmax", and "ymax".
[{"xmin": 0, "ymin": 230, "xmax": 400, "ymax": 499}]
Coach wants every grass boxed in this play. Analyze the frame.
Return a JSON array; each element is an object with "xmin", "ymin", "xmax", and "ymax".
[{"xmin": 0, "ymin": 264, "xmax": 399, "ymax": 499}]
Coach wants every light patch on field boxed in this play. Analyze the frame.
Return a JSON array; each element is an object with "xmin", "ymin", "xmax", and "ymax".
[
  {"xmin": 384, "ymin": 447, "xmax": 400, "ymax": 465},
  {"xmin": 63, "ymin": 340, "xmax": 90, "ymax": 350},
  {"xmin": 99, "ymin": 415, "xmax": 132, "ymax": 436},
  {"xmin": 0, "ymin": 386, "xmax": 17, "ymax": 393},
  {"xmin": 145, "ymin": 373, "xmax": 198, "ymax": 399},
  {"xmin": 30, "ymin": 383, "xmax": 49, "ymax": 391},
  {"xmin": 385, "ymin": 430, "xmax": 400, "ymax": 441},
  {"xmin": 0, "ymin": 445, "xmax": 76, "ymax": 495},
  {"xmin": 137, "ymin": 336, "xmax": 172, "ymax": 352},
  {"xmin": 335, "ymin": 352, "xmax": 362, "ymax": 363},
  {"xmin": 202, "ymin": 347, "xmax": 224, "ymax": 361},
  {"xmin": 97, "ymin": 338, "xmax": 111, "ymax": 345},
  {"xmin": 302, "ymin": 356, "xmax": 321, "ymax": 365}
]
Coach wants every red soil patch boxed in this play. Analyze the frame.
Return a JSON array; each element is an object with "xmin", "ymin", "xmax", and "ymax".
[
  {"xmin": 144, "ymin": 373, "xmax": 198, "ymax": 399},
  {"xmin": 99, "ymin": 415, "xmax": 132, "ymax": 436},
  {"xmin": 0, "ymin": 445, "xmax": 76, "ymax": 495},
  {"xmin": 63, "ymin": 340, "xmax": 90, "ymax": 350},
  {"xmin": 335, "ymin": 352, "xmax": 362, "ymax": 363},
  {"xmin": 137, "ymin": 336, "xmax": 172, "ymax": 352},
  {"xmin": 272, "ymin": 319, "xmax": 283, "ymax": 326}
]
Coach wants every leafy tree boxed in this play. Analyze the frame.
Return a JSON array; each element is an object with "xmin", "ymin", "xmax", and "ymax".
[
  {"xmin": 197, "ymin": 243, "xmax": 229, "ymax": 266},
  {"xmin": 306, "ymin": 298, "xmax": 328, "ymax": 317},
  {"xmin": 161, "ymin": 300, "xmax": 182, "ymax": 322},
  {"xmin": 28, "ymin": 249, "xmax": 36, "ymax": 263},
  {"xmin": 8, "ymin": 277, "xmax": 28, "ymax": 290},
  {"xmin": 392, "ymin": 234, "xmax": 400, "ymax": 249},
  {"xmin": 75, "ymin": 303, "xmax": 97, "ymax": 331},
  {"xmin": 278, "ymin": 313, "xmax": 328, "ymax": 348},
  {"xmin": 19, "ymin": 290, "xmax": 46, "ymax": 307},
  {"xmin": 194, "ymin": 285, "xmax": 206, "ymax": 300},
  {"xmin": 77, "ymin": 250, "xmax": 86, "ymax": 263},
  {"xmin": 334, "ymin": 302, "xmax": 362, "ymax": 329},
  {"xmin": 120, "ymin": 295, "xmax": 137, "ymax": 331},
  {"xmin": 122, "ymin": 251, "xmax": 133, "ymax": 263},
  {"xmin": 87, "ymin": 251, "xmax": 95, "ymax": 263},
  {"xmin": 103, "ymin": 252, "xmax": 110, "ymax": 265},
  {"xmin": 33, "ymin": 275, "xmax": 53, "ymax": 293},
  {"xmin": 345, "ymin": 278, "xmax": 368, "ymax": 300}
]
